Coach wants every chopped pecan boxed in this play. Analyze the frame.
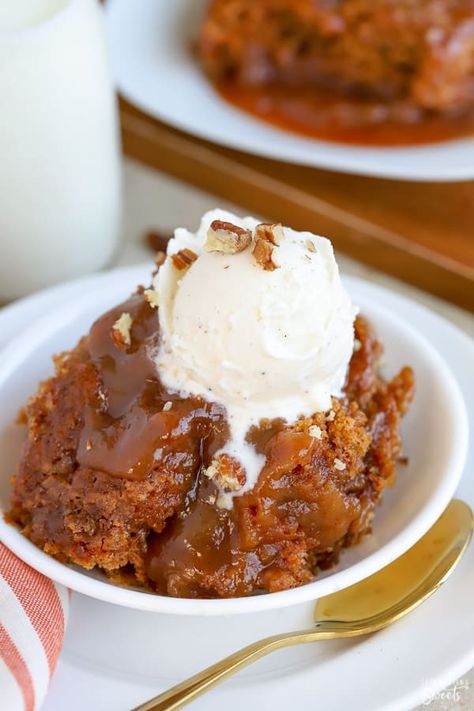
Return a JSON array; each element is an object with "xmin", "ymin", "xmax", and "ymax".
[
  {"xmin": 111, "ymin": 312, "xmax": 133, "ymax": 350},
  {"xmin": 308, "ymin": 424, "xmax": 322, "ymax": 440},
  {"xmin": 216, "ymin": 492, "xmax": 233, "ymax": 510},
  {"xmin": 205, "ymin": 220, "xmax": 252, "ymax": 254},
  {"xmin": 252, "ymin": 237, "xmax": 279, "ymax": 271},
  {"xmin": 155, "ymin": 251, "xmax": 166, "ymax": 268},
  {"xmin": 144, "ymin": 229, "xmax": 170, "ymax": 254},
  {"xmin": 143, "ymin": 288, "xmax": 159, "ymax": 309},
  {"xmin": 204, "ymin": 454, "xmax": 246, "ymax": 492},
  {"xmin": 252, "ymin": 222, "xmax": 283, "ymax": 270},
  {"xmin": 151, "ymin": 251, "xmax": 166, "ymax": 278},
  {"xmin": 255, "ymin": 223, "xmax": 284, "ymax": 246},
  {"xmin": 171, "ymin": 248, "xmax": 198, "ymax": 271}
]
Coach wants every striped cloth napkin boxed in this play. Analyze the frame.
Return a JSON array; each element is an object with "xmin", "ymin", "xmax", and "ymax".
[{"xmin": 0, "ymin": 543, "xmax": 69, "ymax": 711}]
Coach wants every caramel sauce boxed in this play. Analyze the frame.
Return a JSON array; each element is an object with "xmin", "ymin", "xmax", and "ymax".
[
  {"xmin": 77, "ymin": 293, "xmax": 228, "ymax": 480},
  {"xmin": 146, "ymin": 477, "xmax": 253, "ymax": 597},
  {"xmin": 145, "ymin": 419, "xmax": 310, "ymax": 596},
  {"xmin": 146, "ymin": 425, "xmax": 345, "ymax": 596},
  {"xmin": 217, "ymin": 82, "xmax": 474, "ymax": 146}
]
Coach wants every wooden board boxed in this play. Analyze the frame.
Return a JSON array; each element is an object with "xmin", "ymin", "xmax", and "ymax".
[{"xmin": 119, "ymin": 98, "xmax": 474, "ymax": 312}]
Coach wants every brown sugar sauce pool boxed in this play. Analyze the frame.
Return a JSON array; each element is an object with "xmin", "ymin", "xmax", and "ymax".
[
  {"xmin": 216, "ymin": 82, "xmax": 474, "ymax": 146},
  {"xmin": 77, "ymin": 293, "xmax": 229, "ymax": 481}
]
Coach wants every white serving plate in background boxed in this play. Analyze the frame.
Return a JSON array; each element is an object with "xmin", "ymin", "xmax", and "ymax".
[{"xmin": 105, "ymin": 0, "xmax": 474, "ymax": 181}]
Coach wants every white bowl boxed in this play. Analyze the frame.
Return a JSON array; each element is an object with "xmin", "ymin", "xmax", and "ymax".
[{"xmin": 0, "ymin": 265, "xmax": 468, "ymax": 616}]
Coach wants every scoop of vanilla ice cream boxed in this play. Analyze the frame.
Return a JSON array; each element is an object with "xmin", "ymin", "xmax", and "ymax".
[{"xmin": 153, "ymin": 209, "xmax": 357, "ymax": 497}]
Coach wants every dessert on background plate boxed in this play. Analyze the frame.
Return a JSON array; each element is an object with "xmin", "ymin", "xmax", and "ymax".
[
  {"xmin": 197, "ymin": 0, "xmax": 474, "ymax": 145},
  {"xmin": 104, "ymin": 0, "xmax": 474, "ymax": 179},
  {"xmin": 8, "ymin": 211, "xmax": 414, "ymax": 599}
]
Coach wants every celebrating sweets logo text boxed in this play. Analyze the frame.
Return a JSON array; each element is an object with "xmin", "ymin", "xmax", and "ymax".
[{"xmin": 422, "ymin": 677, "xmax": 470, "ymax": 706}]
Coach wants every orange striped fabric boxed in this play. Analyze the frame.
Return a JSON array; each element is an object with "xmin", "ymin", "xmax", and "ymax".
[{"xmin": 0, "ymin": 544, "xmax": 69, "ymax": 711}]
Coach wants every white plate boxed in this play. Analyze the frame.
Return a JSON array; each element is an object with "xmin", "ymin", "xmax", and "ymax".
[
  {"xmin": 0, "ymin": 265, "xmax": 467, "ymax": 616},
  {"xmin": 104, "ymin": 0, "xmax": 474, "ymax": 182},
  {"xmin": 0, "ymin": 268, "xmax": 473, "ymax": 711}
]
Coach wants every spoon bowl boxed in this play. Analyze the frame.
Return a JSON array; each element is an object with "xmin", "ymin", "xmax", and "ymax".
[{"xmin": 314, "ymin": 498, "xmax": 472, "ymax": 628}]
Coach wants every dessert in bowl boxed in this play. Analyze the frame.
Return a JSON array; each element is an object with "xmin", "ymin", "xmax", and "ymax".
[{"xmin": 0, "ymin": 212, "xmax": 468, "ymax": 613}]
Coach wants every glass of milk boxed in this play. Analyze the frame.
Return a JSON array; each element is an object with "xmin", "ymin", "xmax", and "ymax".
[{"xmin": 0, "ymin": 0, "xmax": 121, "ymax": 301}]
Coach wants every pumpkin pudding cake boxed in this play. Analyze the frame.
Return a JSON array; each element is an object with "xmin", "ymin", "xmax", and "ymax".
[{"xmin": 9, "ymin": 211, "xmax": 414, "ymax": 598}]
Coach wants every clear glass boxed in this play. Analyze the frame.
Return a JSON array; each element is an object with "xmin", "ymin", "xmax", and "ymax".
[{"xmin": 0, "ymin": 0, "xmax": 122, "ymax": 301}]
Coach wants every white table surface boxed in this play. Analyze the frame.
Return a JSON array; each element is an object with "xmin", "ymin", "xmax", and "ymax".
[{"xmin": 116, "ymin": 157, "xmax": 473, "ymax": 710}]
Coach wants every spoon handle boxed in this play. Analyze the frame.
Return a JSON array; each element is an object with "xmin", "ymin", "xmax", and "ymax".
[{"xmin": 132, "ymin": 622, "xmax": 367, "ymax": 711}]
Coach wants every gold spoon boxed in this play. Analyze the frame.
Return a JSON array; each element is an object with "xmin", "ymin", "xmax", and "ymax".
[{"xmin": 134, "ymin": 499, "xmax": 473, "ymax": 711}]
